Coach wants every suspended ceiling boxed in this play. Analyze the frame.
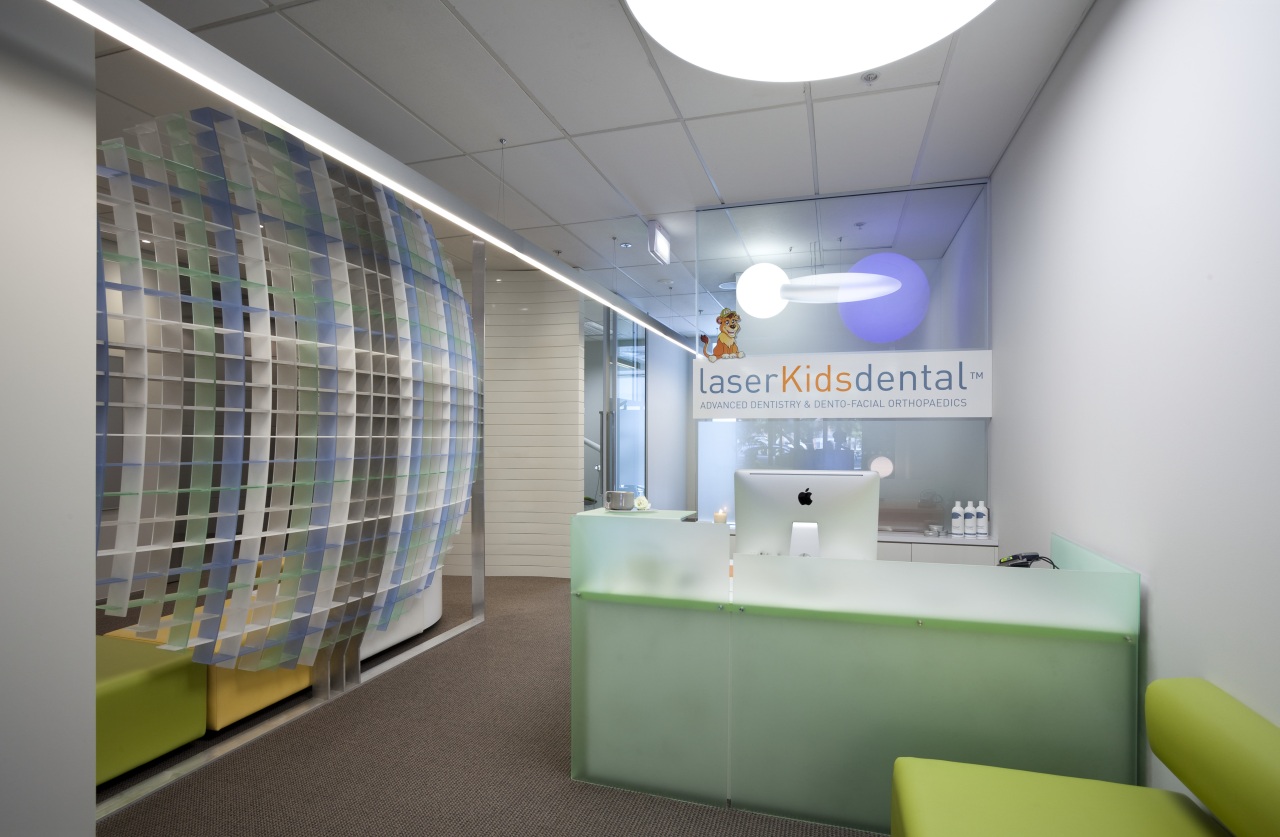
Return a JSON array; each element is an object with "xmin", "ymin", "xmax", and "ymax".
[{"xmin": 93, "ymin": 0, "xmax": 1096, "ymax": 337}]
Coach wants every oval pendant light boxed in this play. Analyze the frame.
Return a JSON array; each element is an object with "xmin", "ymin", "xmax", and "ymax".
[{"xmin": 626, "ymin": 0, "xmax": 998, "ymax": 82}]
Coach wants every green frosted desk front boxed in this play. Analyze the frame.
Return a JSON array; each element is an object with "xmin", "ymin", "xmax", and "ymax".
[{"xmin": 570, "ymin": 517, "xmax": 1140, "ymax": 833}]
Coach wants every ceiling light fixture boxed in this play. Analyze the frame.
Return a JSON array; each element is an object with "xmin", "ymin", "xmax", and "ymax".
[
  {"xmin": 47, "ymin": 0, "xmax": 695, "ymax": 356},
  {"xmin": 736, "ymin": 262, "xmax": 900, "ymax": 319},
  {"xmin": 625, "ymin": 0, "xmax": 998, "ymax": 82},
  {"xmin": 647, "ymin": 220, "xmax": 671, "ymax": 265}
]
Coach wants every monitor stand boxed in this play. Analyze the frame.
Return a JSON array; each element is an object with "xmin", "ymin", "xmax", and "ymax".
[{"xmin": 790, "ymin": 522, "xmax": 820, "ymax": 557}]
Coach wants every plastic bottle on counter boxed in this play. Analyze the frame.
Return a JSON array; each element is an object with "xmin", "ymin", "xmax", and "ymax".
[
  {"xmin": 951, "ymin": 501, "xmax": 964, "ymax": 536},
  {"xmin": 963, "ymin": 501, "xmax": 977, "ymax": 538},
  {"xmin": 976, "ymin": 501, "xmax": 989, "ymax": 537}
]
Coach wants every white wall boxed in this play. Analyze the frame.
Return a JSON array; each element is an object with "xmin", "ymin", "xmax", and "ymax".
[
  {"xmin": 449, "ymin": 269, "xmax": 583, "ymax": 577},
  {"xmin": 0, "ymin": 1, "xmax": 96, "ymax": 832},
  {"xmin": 990, "ymin": 0, "xmax": 1280, "ymax": 790}
]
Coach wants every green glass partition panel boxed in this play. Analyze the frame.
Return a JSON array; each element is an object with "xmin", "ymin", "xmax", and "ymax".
[
  {"xmin": 569, "ymin": 520, "xmax": 1139, "ymax": 831},
  {"xmin": 728, "ymin": 542, "xmax": 1139, "ymax": 832},
  {"xmin": 570, "ymin": 511, "xmax": 731, "ymax": 803}
]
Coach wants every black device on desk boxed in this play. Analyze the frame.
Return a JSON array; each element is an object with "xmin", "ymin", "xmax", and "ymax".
[{"xmin": 998, "ymin": 552, "xmax": 1059, "ymax": 569}]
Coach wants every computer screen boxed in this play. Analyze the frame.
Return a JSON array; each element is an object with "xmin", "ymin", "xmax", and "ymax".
[{"xmin": 734, "ymin": 469, "xmax": 880, "ymax": 559}]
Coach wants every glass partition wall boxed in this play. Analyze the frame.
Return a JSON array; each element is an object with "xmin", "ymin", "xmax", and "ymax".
[
  {"xmin": 693, "ymin": 184, "xmax": 991, "ymax": 528},
  {"xmin": 583, "ymin": 300, "xmax": 647, "ymax": 507}
]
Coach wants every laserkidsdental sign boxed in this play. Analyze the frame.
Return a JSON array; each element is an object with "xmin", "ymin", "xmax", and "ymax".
[{"xmin": 693, "ymin": 350, "xmax": 992, "ymax": 419}]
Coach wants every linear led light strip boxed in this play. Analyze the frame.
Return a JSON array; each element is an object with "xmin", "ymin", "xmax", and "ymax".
[{"xmin": 50, "ymin": 0, "xmax": 695, "ymax": 355}]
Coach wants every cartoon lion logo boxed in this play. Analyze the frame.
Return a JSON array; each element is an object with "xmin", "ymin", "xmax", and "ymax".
[{"xmin": 700, "ymin": 307, "xmax": 745, "ymax": 363}]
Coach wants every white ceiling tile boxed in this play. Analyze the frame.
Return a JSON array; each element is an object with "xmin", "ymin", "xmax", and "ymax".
[
  {"xmin": 690, "ymin": 207, "xmax": 748, "ymax": 262},
  {"xmin": 814, "ymin": 86, "xmax": 937, "ymax": 194},
  {"xmin": 448, "ymin": 0, "xmax": 676, "ymax": 134},
  {"xmin": 576, "ymin": 123, "xmax": 719, "ymax": 215},
  {"xmin": 96, "ymin": 50, "xmax": 226, "ymax": 125},
  {"xmin": 96, "ymin": 90, "xmax": 157, "ymax": 143},
  {"xmin": 137, "ymin": 0, "xmax": 269, "ymax": 29},
  {"xmin": 816, "ymin": 191, "xmax": 908, "ymax": 253},
  {"xmin": 810, "ymin": 39, "xmax": 951, "ymax": 99},
  {"xmin": 518, "ymin": 226, "xmax": 611, "ymax": 272},
  {"xmin": 199, "ymin": 16, "xmax": 460, "ymax": 162},
  {"xmin": 564, "ymin": 218, "xmax": 652, "ymax": 268},
  {"xmin": 410, "ymin": 157, "xmax": 554, "ymax": 230},
  {"xmin": 687, "ymin": 105, "xmax": 815, "ymax": 204},
  {"xmin": 723, "ymin": 201, "xmax": 821, "ymax": 261},
  {"xmin": 646, "ymin": 36, "xmax": 806, "ymax": 119},
  {"xmin": 472, "ymin": 139, "xmax": 636, "ymax": 225},
  {"xmin": 619, "ymin": 262, "xmax": 699, "ymax": 297},
  {"xmin": 285, "ymin": 0, "xmax": 561, "ymax": 154},
  {"xmin": 914, "ymin": 0, "xmax": 1095, "ymax": 182},
  {"xmin": 893, "ymin": 184, "xmax": 986, "ymax": 260}
]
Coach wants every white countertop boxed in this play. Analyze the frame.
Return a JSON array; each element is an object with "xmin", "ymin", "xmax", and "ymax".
[
  {"xmin": 875, "ymin": 530, "xmax": 999, "ymax": 547},
  {"xmin": 725, "ymin": 527, "xmax": 998, "ymax": 548}
]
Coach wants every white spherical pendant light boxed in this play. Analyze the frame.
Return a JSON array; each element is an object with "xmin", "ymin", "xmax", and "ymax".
[
  {"xmin": 735, "ymin": 262, "xmax": 791, "ymax": 319},
  {"xmin": 626, "ymin": 0, "xmax": 999, "ymax": 83}
]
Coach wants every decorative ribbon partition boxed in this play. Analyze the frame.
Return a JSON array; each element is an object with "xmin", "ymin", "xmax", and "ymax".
[{"xmin": 95, "ymin": 107, "xmax": 478, "ymax": 671}]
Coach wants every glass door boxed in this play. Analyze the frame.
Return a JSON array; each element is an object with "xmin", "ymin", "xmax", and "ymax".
[
  {"xmin": 612, "ymin": 314, "xmax": 646, "ymax": 500},
  {"xmin": 583, "ymin": 303, "xmax": 646, "ymax": 507}
]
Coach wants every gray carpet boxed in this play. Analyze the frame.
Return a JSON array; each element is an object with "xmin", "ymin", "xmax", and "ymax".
[{"xmin": 98, "ymin": 577, "xmax": 882, "ymax": 837}]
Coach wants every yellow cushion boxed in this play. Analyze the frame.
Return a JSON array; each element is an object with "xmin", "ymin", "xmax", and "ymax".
[
  {"xmin": 107, "ymin": 607, "xmax": 311, "ymax": 731},
  {"xmin": 96, "ymin": 636, "xmax": 206, "ymax": 783},
  {"xmin": 1147, "ymin": 678, "xmax": 1280, "ymax": 837},
  {"xmin": 891, "ymin": 757, "xmax": 1227, "ymax": 837}
]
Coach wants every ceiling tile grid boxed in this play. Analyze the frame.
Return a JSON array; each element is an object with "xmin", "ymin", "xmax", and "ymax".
[
  {"xmin": 575, "ymin": 122, "xmax": 720, "ymax": 216},
  {"xmin": 285, "ymin": 0, "xmax": 563, "ymax": 154},
  {"xmin": 94, "ymin": 0, "xmax": 1097, "ymax": 336},
  {"xmin": 814, "ymin": 86, "xmax": 939, "ymax": 194},
  {"xmin": 199, "ymin": 15, "xmax": 461, "ymax": 162},
  {"xmin": 686, "ymin": 104, "xmax": 816, "ymax": 205},
  {"xmin": 446, "ymin": 0, "xmax": 676, "ymax": 135}
]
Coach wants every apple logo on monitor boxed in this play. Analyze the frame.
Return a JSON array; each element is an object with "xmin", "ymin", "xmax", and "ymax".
[{"xmin": 798, "ymin": 488, "xmax": 813, "ymax": 506}]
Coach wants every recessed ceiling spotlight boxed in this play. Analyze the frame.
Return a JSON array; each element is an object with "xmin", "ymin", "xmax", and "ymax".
[
  {"xmin": 141, "ymin": 239, "xmax": 152, "ymax": 244},
  {"xmin": 619, "ymin": 242, "xmax": 633, "ymax": 248}
]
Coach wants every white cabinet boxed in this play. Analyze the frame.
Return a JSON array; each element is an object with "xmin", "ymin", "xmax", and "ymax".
[
  {"xmin": 876, "ymin": 542, "xmax": 913, "ymax": 562},
  {"xmin": 876, "ymin": 539, "xmax": 999, "ymax": 566},
  {"xmin": 910, "ymin": 542, "xmax": 998, "ymax": 566}
]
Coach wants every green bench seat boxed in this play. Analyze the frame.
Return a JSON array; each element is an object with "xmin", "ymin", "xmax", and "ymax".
[
  {"xmin": 892, "ymin": 678, "xmax": 1280, "ymax": 837},
  {"xmin": 96, "ymin": 635, "xmax": 207, "ymax": 784}
]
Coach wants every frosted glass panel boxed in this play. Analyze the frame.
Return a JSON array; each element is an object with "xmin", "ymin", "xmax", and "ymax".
[
  {"xmin": 728, "ymin": 612, "xmax": 1136, "ymax": 831},
  {"xmin": 570, "ymin": 510, "xmax": 732, "ymax": 802},
  {"xmin": 732, "ymin": 554, "xmax": 1139, "ymax": 638},
  {"xmin": 572, "ymin": 510, "xmax": 729, "ymax": 602},
  {"xmin": 571, "ymin": 520, "xmax": 1139, "ymax": 832},
  {"xmin": 571, "ymin": 599, "xmax": 729, "ymax": 803},
  {"xmin": 728, "ymin": 540, "xmax": 1139, "ymax": 831}
]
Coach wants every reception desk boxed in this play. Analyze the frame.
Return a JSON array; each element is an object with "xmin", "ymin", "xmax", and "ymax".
[{"xmin": 570, "ymin": 509, "xmax": 1140, "ymax": 832}]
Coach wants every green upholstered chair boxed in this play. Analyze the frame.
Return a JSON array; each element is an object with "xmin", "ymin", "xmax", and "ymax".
[
  {"xmin": 892, "ymin": 678, "xmax": 1280, "ymax": 837},
  {"xmin": 96, "ymin": 635, "xmax": 207, "ymax": 784}
]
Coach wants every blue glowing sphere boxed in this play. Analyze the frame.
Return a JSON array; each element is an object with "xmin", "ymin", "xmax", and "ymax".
[{"xmin": 839, "ymin": 253, "xmax": 930, "ymax": 343}]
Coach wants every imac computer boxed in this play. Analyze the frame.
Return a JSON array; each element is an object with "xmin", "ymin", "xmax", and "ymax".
[{"xmin": 734, "ymin": 469, "xmax": 880, "ymax": 560}]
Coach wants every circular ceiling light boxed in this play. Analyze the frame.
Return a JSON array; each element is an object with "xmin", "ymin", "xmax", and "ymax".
[
  {"xmin": 736, "ymin": 262, "xmax": 790, "ymax": 318},
  {"xmin": 625, "ymin": 0, "xmax": 998, "ymax": 82}
]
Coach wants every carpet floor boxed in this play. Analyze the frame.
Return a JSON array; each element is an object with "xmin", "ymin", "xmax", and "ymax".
[{"xmin": 97, "ymin": 576, "xmax": 882, "ymax": 837}]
